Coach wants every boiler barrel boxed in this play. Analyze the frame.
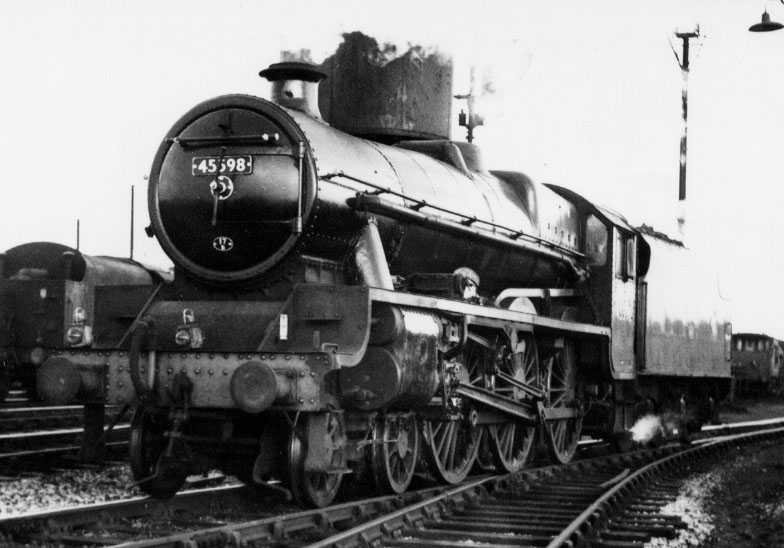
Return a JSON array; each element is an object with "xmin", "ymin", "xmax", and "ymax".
[
  {"xmin": 289, "ymin": 109, "xmax": 582, "ymax": 292},
  {"xmin": 148, "ymin": 95, "xmax": 582, "ymax": 290}
]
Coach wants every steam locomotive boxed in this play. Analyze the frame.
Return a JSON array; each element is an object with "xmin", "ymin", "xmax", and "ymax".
[
  {"xmin": 0, "ymin": 242, "xmax": 168, "ymax": 458},
  {"xmin": 104, "ymin": 60, "xmax": 731, "ymax": 506}
]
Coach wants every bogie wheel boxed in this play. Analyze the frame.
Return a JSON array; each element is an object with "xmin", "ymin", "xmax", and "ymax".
[
  {"xmin": 287, "ymin": 412, "xmax": 345, "ymax": 508},
  {"xmin": 421, "ymin": 418, "xmax": 480, "ymax": 484},
  {"xmin": 371, "ymin": 413, "xmax": 419, "ymax": 494},
  {"xmin": 487, "ymin": 333, "xmax": 538, "ymax": 472},
  {"xmin": 542, "ymin": 340, "xmax": 583, "ymax": 464},
  {"xmin": 129, "ymin": 407, "xmax": 187, "ymax": 499}
]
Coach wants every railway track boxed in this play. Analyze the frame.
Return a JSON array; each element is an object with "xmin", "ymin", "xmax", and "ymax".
[
  {"xmin": 0, "ymin": 405, "xmax": 104, "ymax": 433},
  {"xmin": 1, "ymin": 389, "xmax": 35, "ymax": 406},
  {"xmin": 0, "ymin": 400, "xmax": 130, "ymax": 472},
  {"xmin": 0, "ymin": 424, "xmax": 127, "ymax": 453},
  {"xmin": 2, "ymin": 419, "xmax": 782, "ymax": 548},
  {"xmin": 0, "ymin": 421, "xmax": 130, "ymax": 475},
  {"xmin": 0, "ymin": 428, "xmax": 130, "ymax": 478},
  {"xmin": 309, "ymin": 427, "xmax": 784, "ymax": 548}
]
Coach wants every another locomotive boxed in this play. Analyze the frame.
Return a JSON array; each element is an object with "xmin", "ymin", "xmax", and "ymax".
[
  {"xmin": 731, "ymin": 333, "xmax": 784, "ymax": 396},
  {"xmin": 0, "ymin": 242, "xmax": 168, "ymax": 458},
  {"xmin": 106, "ymin": 59, "xmax": 731, "ymax": 506}
]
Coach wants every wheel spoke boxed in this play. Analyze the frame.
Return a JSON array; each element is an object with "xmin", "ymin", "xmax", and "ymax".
[
  {"xmin": 542, "ymin": 341, "xmax": 582, "ymax": 464},
  {"xmin": 471, "ymin": 334, "xmax": 540, "ymax": 473},
  {"xmin": 372, "ymin": 415, "xmax": 418, "ymax": 494},
  {"xmin": 447, "ymin": 423, "xmax": 459, "ymax": 470},
  {"xmin": 289, "ymin": 414, "xmax": 344, "ymax": 507},
  {"xmin": 432, "ymin": 421, "xmax": 444, "ymax": 440},
  {"xmin": 437, "ymin": 422, "xmax": 452, "ymax": 462},
  {"xmin": 504, "ymin": 426, "xmax": 514, "ymax": 457}
]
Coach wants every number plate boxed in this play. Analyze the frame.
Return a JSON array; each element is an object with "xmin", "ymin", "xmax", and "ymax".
[{"xmin": 191, "ymin": 155, "xmax": 253, "ymax": 176}]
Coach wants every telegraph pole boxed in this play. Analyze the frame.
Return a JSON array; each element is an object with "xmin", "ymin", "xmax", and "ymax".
[
  {"xmin": 675, "ymin": 28, "xmax": 698, "ymax": 201},
  {"xmin": 672, "ymin": 25, "xmax": 700, "ymax": 237},
  {"xmin": 130, "ymin": 185, "xmax": 135, "ymax": 260},
  {"xmin": 672, "ymin": 27, "xmax": 699, "ymax": 236}
]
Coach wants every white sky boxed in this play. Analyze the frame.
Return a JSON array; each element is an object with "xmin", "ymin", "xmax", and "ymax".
[{"xmin": 1, "ymin": 0, "xmax": 782, "ymax": 337}]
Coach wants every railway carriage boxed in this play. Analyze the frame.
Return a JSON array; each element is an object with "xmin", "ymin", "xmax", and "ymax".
[
  {"xmin": 103, "ymin": 59, "xmax": 732, "ymax": 506},
  {"xmin": 731, "ymin": 333, "xmax": 784, "ymax": 396},
  {"xmin": 0, "ymin": 242, "xmax": 168, "ymax": 458},
  {"xmin": 635, "ymin": 228, "xmax": 732, "ymax": 424}
]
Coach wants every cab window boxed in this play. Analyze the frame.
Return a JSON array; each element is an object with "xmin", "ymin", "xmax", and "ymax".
[
  {"xmin": 614, "ymin": 230, "xmax": 636, "ymax": 280},
  {"xmin": 585, "ymin": 214, "xmax": 607, "ymax": 266}
]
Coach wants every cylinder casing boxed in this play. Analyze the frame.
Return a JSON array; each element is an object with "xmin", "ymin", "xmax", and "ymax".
[{"xmin": 338, "ymin": 306, "xmax": 441, "ymax": 410}]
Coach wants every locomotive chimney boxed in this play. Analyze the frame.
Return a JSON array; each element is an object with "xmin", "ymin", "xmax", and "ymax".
[{"xmin": 259, "ymin": 61, "xmax": 326, "ymax": 120}]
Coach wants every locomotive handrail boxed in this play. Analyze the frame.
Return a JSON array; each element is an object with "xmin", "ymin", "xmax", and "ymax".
[
  {"xmin": 128, "ymin": 319, "xmax": 154, "ymax": 403},
  {"xmin": 295, "ymin": 141, "xmax": 305, "ymax": 234},
  {"xmin": 168, "ymin": 136, "xmax": 292, "ymax": 152},
  {"xmin": 348, "ymin": 193, "xmax": 588, "ymax": 279},
  {"xmin": 324, "ymin": 171, "xmax": 585, "ymax": 259}
]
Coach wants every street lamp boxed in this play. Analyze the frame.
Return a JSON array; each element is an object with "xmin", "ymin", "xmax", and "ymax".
[{"xmin": 749, "ymin": 8, "xmax": 784, "ymax": 32}]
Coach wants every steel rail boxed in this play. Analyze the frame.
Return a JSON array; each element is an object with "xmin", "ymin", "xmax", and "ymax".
[
  {"xmin": 3, "ymin": 417, "xmax": 782, "ymax": 547},
  {"xmin": 0, "ymin": 440, "xmax": 127, "ymax": 460},
  {"xmin": 547, "ymin": 425, "xmax": 784, "ymax": 547},
  {"xmin": 0, "ymin": 423, "xmax": 128, "ymax": 441},
  {"xmin": 0, "ymin": 404, "xmax": 83, "ymax": 414},
  {"xmin": 302, "ymin": 451, "xmax": 672, "ymax": 548},
  {"xmin": 0, "ymin": 408, "xmax": 85, "ymax": 434},
  {"xmin": 0, "ymin": 481, "xmax": 239, "ymax": 532},
  {"xmin": 110, "ymin": 486, "xmax": 453, "ymax": 548},
  {"xmin": 0, "ymin": 404, "xmax": 126, "ymax": 434},
  {"xmin": 35, "ymin": 451, "xmax": 651, "ymax": 547},
  {"xmin": 305, "ymin": 424, "xmax": 784, "ymax": 548}
]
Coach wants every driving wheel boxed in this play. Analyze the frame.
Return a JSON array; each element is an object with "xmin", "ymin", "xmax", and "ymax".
[
  {"xmin": 485, "ymin": 333, "xmax": 538, "ymax": 472},
  {"xmin": 542, "ymin": 340, "xmax": 583, "ymax": 464},
  {"xmin": 421, "ymin": 417, "xmax": 480, "ymax": 484}
]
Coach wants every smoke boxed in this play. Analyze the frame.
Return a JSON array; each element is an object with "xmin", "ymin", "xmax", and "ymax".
[
  {"xmin": 629, "ymin": 414, "xmax": 664, "ymax": 444},
  {"xmin": 629, "ymin": 413, "xmax": 684, "ymax": 445}
]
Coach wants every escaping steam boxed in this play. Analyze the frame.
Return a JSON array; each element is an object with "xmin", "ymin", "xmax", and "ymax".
[
  {"xmin": 628, "ymin": 413, "xmax": 684, "ymax": 445},
  {"xmin": 629, "ymin": 414, "xmax": 665, "ymax": 444}
]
